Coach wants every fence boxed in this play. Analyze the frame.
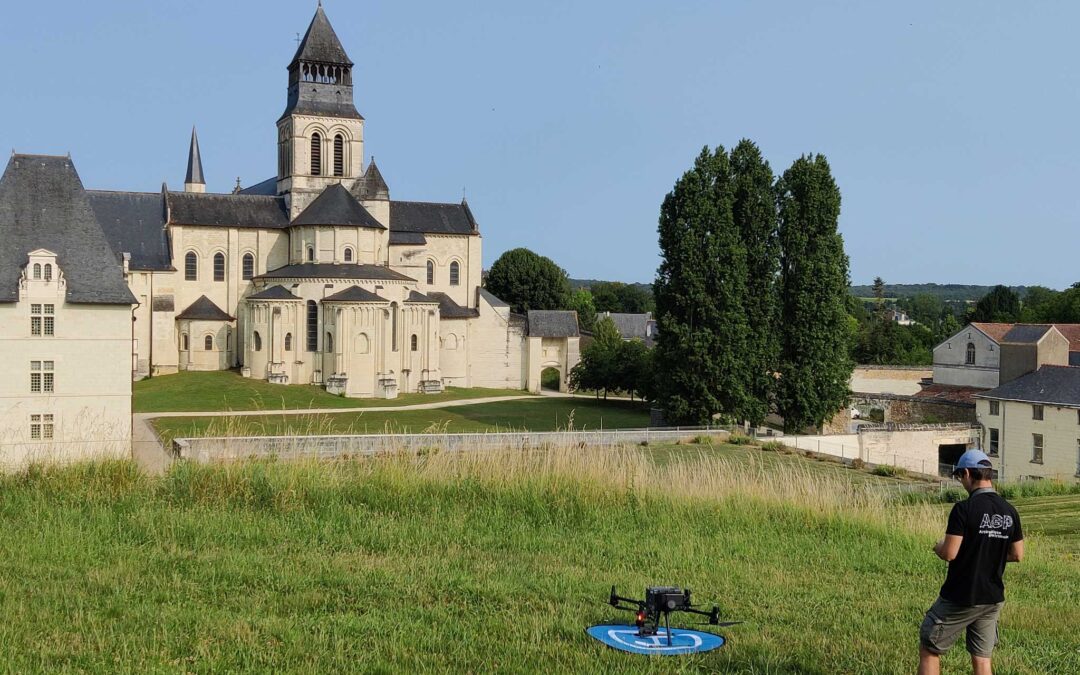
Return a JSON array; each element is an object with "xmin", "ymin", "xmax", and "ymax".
[{"xmin": 173, "ymin": 426, "xmax": 733, "ymax": 464}]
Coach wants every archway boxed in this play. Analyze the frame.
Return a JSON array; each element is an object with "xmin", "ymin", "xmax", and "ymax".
[{"xmin": 540, "ymin": 366, "xmax": 561, "ymax": 392}]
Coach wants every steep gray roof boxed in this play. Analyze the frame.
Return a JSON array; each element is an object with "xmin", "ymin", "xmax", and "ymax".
[
  {"xmin": 290, "ymin": 5, "xmax": 352, "ymax": 67},
  {"xmin": 323, "ymin": 286, "xmax": 388, "ymax": 303},
  {"xmin": 256, "ymin": 263, "xmax": 416, "ymax": 282},
  {"xmin": 388, "ymin": 231, "xmax": 426, "ymax": 246},
  {"xmin": 87, "ymin": 190, "xmax": 172, "ymax": 271},
  {"xmin": 478, "ymin": 288, "xmax": 509, "ymax": 308},
  {"xmin": 604, "ymin": 312, "xmax": 651, "ymax": 340},
  {"xmin": 292, "ymin": 184, "xmax": 384, "ymax": 229},
  {"xmin": 248, "ymin": 285, "xmax": 301, "ymax": 301},
  {"xmin": 352, "ymin": 160, "xmax": 389, "ymax": 201},
  {"xmin": 390, "ymin": 200, "xmax": 478, "ymax": 235},
  {"xmin": 428, "ymin": 292, "xmax": 480, "ymax": 319},
  {"xmin": 0, "ymin": 155, "xmax": 136, "ymax": 305},
  {"xmin": 406, "ymin": 290, "xmax": 438, "ymax": 303},
  {"xmin": 185, "ymin": 127, "xmax": 205, "ymax": 185},
  {"xmin": 166, "ymin": 191, "xmax": 288, "ymax": 228},
  {"xmin": 239, "ymin": 177, "xmax": 277, "ymax": 196},
  {"xmin": 176, "ymin": 295, "xmax": 234, "ymax": 321},
  {"xmin": 1001, "ymin": 324, "xmax": 1052, "ymax": 344},
  {"xmin": 528, "ymin": 310, "xmax": 579, "ymax": 337},
  {"xmin": 976, "ymin": 365, "xmax": 1080, "ymax": 406}
]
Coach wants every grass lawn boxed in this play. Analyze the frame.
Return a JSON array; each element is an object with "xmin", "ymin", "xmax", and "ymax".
[
  {"xmin": 151, "ymin": 398, "xmax": 652, "ymax": 443},
  {"xmin": 133, "ymin": 370, "xmax": 530, "ymax": 413},
  {"xmin": 0, "ymin": 451, "xmax": 1075, "ymax": 673}
]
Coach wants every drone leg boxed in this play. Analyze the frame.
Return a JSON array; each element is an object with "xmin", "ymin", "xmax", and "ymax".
[{"xmin": 664, "ymin": 611, "xmax": 671, "ymax": 647}]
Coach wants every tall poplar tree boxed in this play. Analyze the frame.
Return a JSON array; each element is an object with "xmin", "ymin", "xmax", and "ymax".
[
  {"xmin": 776, "ymin": 154, "xmax": 853, "ymax": 432},
  {"xmin": 654, "ymin": 146, "xmax": 749, "ymax": 424},
  {"xmin": 730, "ymin": 139, "xmax": 779, "ymax": 427}
]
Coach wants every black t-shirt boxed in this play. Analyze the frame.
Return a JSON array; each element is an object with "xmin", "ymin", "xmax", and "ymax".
[{"xmin": 940, "ymin": 488, "xmax": 1023, "ymax": 606}]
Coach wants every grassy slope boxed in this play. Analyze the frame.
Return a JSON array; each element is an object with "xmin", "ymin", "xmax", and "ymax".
[
  {"xmin": 0, "ymin": 450, "xmax": 1076, "ymax": 673},
  {"xmin": 133, "ymin": 370, "xmax": 529, "ymax": 413},
  {"xmin": 151, "ymin": 398, "xmax": 652, "ymax": 442}
]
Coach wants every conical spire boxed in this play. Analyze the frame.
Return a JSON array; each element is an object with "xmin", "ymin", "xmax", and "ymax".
[
  {"xmin": 184, "ymin": 127, "xmax": 205, "ymax": 192},
  {"xmin": 351, "ymin": 157, "xmax": 389, "ymax": 201},
  {"xmin": 291, "ymin": 4, "xmax": 352, "ymax": 67}
]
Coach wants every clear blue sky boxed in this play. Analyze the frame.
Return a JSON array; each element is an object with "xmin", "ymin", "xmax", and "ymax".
[{"xmin": 3, "ymin": 1, "xmax": 1079, "ymax": 288}]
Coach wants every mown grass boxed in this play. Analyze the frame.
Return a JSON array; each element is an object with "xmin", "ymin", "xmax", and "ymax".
[
  {"xmin": 133, "ymin": 370, "xmax": 530, "ymax": 413},
  {"xmin": 0, "ymin": 449, "xmax": 1076, "ymax": 673},
  {"xmin": 151, "ymin": 398, "xmax": 652, "ymax": 443}
]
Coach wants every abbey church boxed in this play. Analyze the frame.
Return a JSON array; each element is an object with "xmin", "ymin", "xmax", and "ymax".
[{"xmin": 0, "ymin": 6, "xmax": 579, "ymax": 466}]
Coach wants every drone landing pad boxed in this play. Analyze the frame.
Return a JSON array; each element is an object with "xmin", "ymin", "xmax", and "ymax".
[{"xmin": 586, "ymin": 624, "xmax": 726, "ymax": 655}]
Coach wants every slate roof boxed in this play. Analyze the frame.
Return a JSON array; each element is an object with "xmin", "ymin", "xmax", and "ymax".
[
  {"xmin": 239, "ymin": 177, "xmax": 277, "ymax": 196},
  {"xmin": 1001, "ymin": 324, "xmax": 1052, "ymax": 344},
  {"xmin": 256, "ymin": 263, "xmax": 416, "ymax": 282},
  {"xmin": 478, "ymin": 288, "xmax": 509, "ymax": 308},
  {"xmin": 0, "ymin": 155, "xmax": 136, "ymax": 305},
  {"xmin": 352, "ymin": 160, "xmax": 389, "ymax": 201},
  {"xmin": 290, "ymin": 5, "xmax": 352, "ymax": 67},
  {"xmin": 976, "ymin": 365, "xmax": 1080, "ymax": 406},
  {"xmin": 390, "ymin": 200, "xmax": 477, "ymax": 235},
  {"xmin": 176, "ymin": 295, "xmax": 234, "ymax": 321},
  {"xmin": 428, "ymin": 292, "xmax": 480, "ymax": 319},
  {"xmin": 167, "ymin": 191, "xmax": 288, "ymax": 228},
  {"xmin": 603, "ymin": 312, "xmax": 652, "ymax": 340},
  {"xmin": 280, "ymin": 7, "xmax": 362, "ymax": 122},
  {"xmin": 248, "ymin": 285, "xmax": 301, "ymax": 301},
  {"xmin": 388, "ymin": 231, "xmax": 426, "ymax": 245},
  {"xmin": 527, "ymin": 310, "xmax": 579, "ymax": 337},
  {"xmin": 292, "ymin": 184, "xmax": 384, "ymax": 228},
  {"xmin": 185, "ymin": 128, "xmax": 205, "ymax": 185},
  {"xmin": 87, "ymin": 190, "xmax": 172, "ymax": 271},
  {"xmin": 405, "ymin": 290, "xmax": 438, "ymax": 303},
  {"xmin": 323, "ymin": 286, "xmax": 388, "ymax": 303}
]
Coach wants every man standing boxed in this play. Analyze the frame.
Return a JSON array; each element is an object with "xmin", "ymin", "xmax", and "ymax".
[{"xmin": 918, "ymin": 449, "xmax": 1024, "ymax": 675}]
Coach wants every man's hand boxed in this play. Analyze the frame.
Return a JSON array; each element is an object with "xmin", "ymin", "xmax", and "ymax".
[{"xmin": 934, "ymin": 535, "xmax": 963, "ymax": 562}]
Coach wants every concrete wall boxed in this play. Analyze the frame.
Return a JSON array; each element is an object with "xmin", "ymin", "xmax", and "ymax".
[
  {"xmin": 933, "ymin": 326, "xmax": 1000, "ymax": 388},
  {"xmin": 851, "ymin": 366, "xmax": 931, "ymax": 396},
  {"xmin": 976, "ymin": 398, "xmax": 1080, "ymax": 481},
  {"xmin": 858, "ymin": 426, "xmax": 978, "ymax": 476},
  {"xmin": 463, "ymin": 293, "xmax": 527, "ymax": 390},
  {"xmin": 0, "ymin": 264, "xmax": 132, "ymax": 469}
]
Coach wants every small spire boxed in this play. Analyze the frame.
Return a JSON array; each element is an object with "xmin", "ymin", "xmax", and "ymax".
[
  {"xmin": 185, "ymin": 127, "xmax": 206, "ymax": 190},
  {"xmin": 233, "ymin": 177, "xmax": 243, "ymax": 194}
]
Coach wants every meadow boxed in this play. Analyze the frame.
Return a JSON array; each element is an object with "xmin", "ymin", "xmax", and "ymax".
[{"xmin": 0, "ymin": 444, "xmax": 1076, "ymax": 673}]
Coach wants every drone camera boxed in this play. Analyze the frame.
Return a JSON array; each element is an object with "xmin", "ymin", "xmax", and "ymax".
[{"xmin": 645, "ymin": 586, "xmax": 689, "ymax": 613}]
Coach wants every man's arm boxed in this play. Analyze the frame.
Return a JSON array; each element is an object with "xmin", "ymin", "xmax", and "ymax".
[
  {"xmin": 1007, "ymin": 539, "xmax": 1024, "ymax": 563},
  {"xmin": 934, "ymin": 535, "xmax": 963, "ymax": 562}
]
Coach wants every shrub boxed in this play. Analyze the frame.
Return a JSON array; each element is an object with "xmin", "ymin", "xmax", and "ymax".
[
  {"xmin": 872, "ymin": 464, "xmax": 908, "ymax": 478},
  {"xmin": 761, "ymin": 440, "xmax": 786, "ymax": 452},
  {"xmin": 727, "ymin": 434, "xmax": 754, "ymax": 446},
  {"xmin": 850, "ymin": 458, "xmax": 865, "ymax": 470},
  {"xmin": 691, "ymin": 434, "xmax": 714, "ymax": 445}
]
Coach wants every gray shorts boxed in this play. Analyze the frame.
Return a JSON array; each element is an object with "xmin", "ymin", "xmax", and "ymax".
[{"xmin": 920, "ymin": 596, "xmax": 1004, "ymax": 658}]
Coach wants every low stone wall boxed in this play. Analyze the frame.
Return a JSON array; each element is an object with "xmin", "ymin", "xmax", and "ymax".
[
  {"xmin": 853, "ymin": 393, "xmax": 976, "ymax": 425},
  {"xmin": 173, "ymin": 427, "xmax": 732, "ymax": 464}
]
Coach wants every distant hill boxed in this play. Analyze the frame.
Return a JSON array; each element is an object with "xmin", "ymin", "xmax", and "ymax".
[
  {"xmin": 570, "ymin": 278, "xmax": 652, "ymax": 292},
  {"xmin": 848, "ymin": 283, "xmax": 1030, "ymax": 302}
]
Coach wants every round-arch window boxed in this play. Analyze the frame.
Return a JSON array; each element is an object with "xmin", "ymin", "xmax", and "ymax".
[
  {"xmin": 310, "ymin": 132, "xmax": 322, "ymax": 176},
  {"xmin": 307, "ymin": 246, "xmax": 315, "ymax": 263},
  {"xmin": 411, "ymin": 334, "xmax": 418, "ymax": 352},
  {"xmin": 44, "ymin": 264, "xmax": 53, "ymax": 281},
  {"xmin": 253, "ymin": 331, "xmax": 262, "ymax": 352},
  {"xmin": 33, "ymin": 263, "xmax": 41, "ymax": 280},
  {"xmin": 204, "ymin": 335, "xmax": 214, "ymax": 351},
  {"xmin": 285, "ymin": 333, "xmax": 292, "ymax": 351},
  {"xmin": 449, "ymin": 261, "xmax": 460, "ymax": 286},
  {"xmin": 242, "ymin": 253, "xmax": 255, "ymax": 280},
  {"xmin": 426, "ymin": 260, "xmax": 434, "ymax": 285},
  {"xmin": 185, "ymin": 252, "xmax": 198, "ymax": 280},
  {"xmin": 182, "ymin": 333, "xmax": 189, "ymax": 350},
  {"xmin": 213, "ymin": 253, "xmax": 226, "ymax": 282},
  {"xmin": 333, "ymin": 134, "xmax": 345, "ymax": 177},
  {"xmin": 344, "ymin": 247, "xmax": 353, "ymax": 262}
]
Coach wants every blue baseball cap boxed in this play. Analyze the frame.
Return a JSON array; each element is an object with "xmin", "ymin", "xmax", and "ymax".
[{"xmin": 955, "ymin": 449, "xmax": 992, "ymax": 471}]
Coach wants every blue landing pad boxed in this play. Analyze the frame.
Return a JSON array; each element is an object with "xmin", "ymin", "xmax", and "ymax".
[{"xmin": 586, "ymin": 624, "xmax": 726, "ymax": 655}]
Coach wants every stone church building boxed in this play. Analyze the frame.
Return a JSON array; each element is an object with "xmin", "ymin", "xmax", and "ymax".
[{"xmin": 0, "ymin": 7, "xmax": 579, "ymax": 465}]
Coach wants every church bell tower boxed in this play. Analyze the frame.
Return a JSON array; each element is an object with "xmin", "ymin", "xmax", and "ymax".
[{"xmin": 277, "ymin": 3, "xmax": 365, "ymax": 218}]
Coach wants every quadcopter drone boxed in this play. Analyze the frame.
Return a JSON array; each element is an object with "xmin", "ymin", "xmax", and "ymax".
[{"xmin": 607, "ymin": 585, "xmax": 740, "ymax": 647}]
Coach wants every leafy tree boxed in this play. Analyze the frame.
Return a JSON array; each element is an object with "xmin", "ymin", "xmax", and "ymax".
[
  {"xmin": 653, "ymin": 146, "xmax": 750, "ymax": 425},
  {"xmin": 872, "ymin": 276, "xmax": 886, "ymax": 316},
  {"xmin": 1020, "ymin": 285, "xmax": 1061, "ymax": 323},
  {"xmin": 901, "ymin": 293, "xmax": 946, "ymax": 329},
  {"xmin": 616, "ymin": 339, "xmax": 651, "ymax": 400},
  {"xmin": 776, "ymin": 154, "xmax": 853, "ymax": 432},
  {"xmin": 970, "ymin": 285, "xmax": 1021, "ymax": 323},
  {"xmin": 567, "ymin": 288, "xmax": 597, "ymax": 333},
  {"xmin": 730, "ymin": 139, "xmax": 779, "ymax": 426},
  {"xmin": 936, "ymin": 312, "xmax": 961, "ymax": 344},
  {"xmin": 485, "ymin": 248, "xmax": 571, "ymax": 314},
  {"xmin": 590, "ymin": 281, "xmax": 654, "ymax": 314},
  {"xmin": 569, "ymin": 315, "xmax": 622, "ymax": 398}
]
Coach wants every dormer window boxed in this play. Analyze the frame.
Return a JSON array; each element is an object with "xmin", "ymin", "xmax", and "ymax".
[
  {"xmin": 33, "ymin": 264, "xmax": 41, "ymax": 280},
  {"xmin": 43, "ymin": 264, "xmax": 52, "ymax": 281}
]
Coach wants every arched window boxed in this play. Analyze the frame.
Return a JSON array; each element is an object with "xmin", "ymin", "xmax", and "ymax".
[
  {"xmin": 445, "ymin": 333, "xmax": 458, "ymax": 350},
  {"xmin": 307, "ymin": 246, "xmax": 314, "ymax": 262},
  {"xmin": 284, "ymin": 333, "xmax": 292, "ymax": 351},
  {"xmin": 44, "ymin": 264, "xmax": 52, "ymax": 281},
  {"xmin": 356, "ymin": 333, "xmax": 369, "ymax": 354},
  {"xmin": 390, "ymin": 302, "xmax": 399, "ymax": 352},
  {"xmin": 204, "ymin": 335, "xmax": 214, "ymax": 351},
  {"xmin": 181, "ymin": 333, "xmax": 189, "ymax": 351},
  {"xmin": 33, "ymin": 263, "xmax": 41, "ymax": 280},
  {"xmin": 307, "ymin": 300, "xmax": 318, "ymax": 351},
  {"xmin": 213, "ymin": 253, "xmax": 226, "ymax": 282},
  {"xmin": 326, "ymin": 332, "xmax": 334, "ymax": 353},
  {"xmin": 411, "ymin": 334, "xmax": 418, "ymax": 352},
  {"xmin": 333, "ymin": 134, "xmax": 345, "ymax": 176},
  {"xmin": 185, "ymin": 252, "xmax": 198, "ymax": 281},
  {"xmin": 426, "ymin": 260, "xmax": 434, "ymax": 285},
  {"xmin": 310, "ymin": 132, "xmax": 322, "ymax": 175},
  {"xmin": 449, "ymin": 261, "xmax": 460, "ymax": 286},
  {"xmin": 343, "ymin": 247, "xmax": 353, "ymax": 262},
  {"xmin": 966, "ymin": 342, "xmax": 976, "ymax": 366},
  {"xmin": 242, "ymin": 253, "xmax": 255, "ymax": 280},
  {"xmin": 253, "ymin": 331, "xmax": 262, "ymax": 352}
]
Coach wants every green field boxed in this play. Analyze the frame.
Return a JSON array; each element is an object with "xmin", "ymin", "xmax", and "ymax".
[
  {"xmin": 151, "ymin": 398, "xmax": 652, "ymax": 443},
  {"xmin": 0, "ymin": 448, "xmax": 1075, "ymax": 673},
  {"xmin": 133, "ymin": 370, "xmax": 530, "ymax": 413}
]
